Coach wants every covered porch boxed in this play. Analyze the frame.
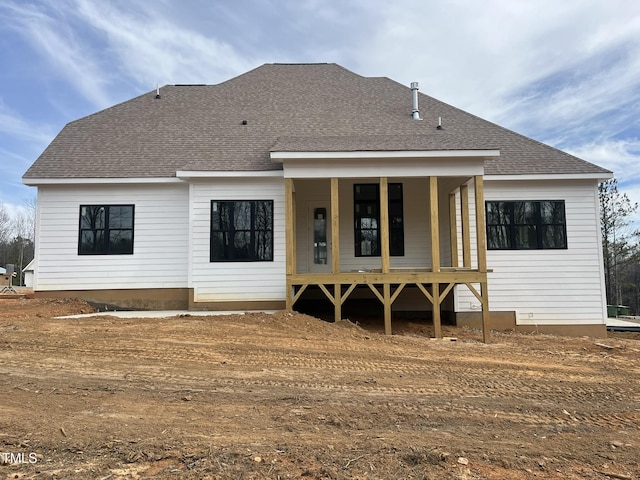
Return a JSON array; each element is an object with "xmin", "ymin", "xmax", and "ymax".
[{"xmin": 273, "ymin": 149, "xmax": 497, "ymax": 342}]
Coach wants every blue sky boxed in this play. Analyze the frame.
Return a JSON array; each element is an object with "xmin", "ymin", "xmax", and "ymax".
[{"xmin": 1, "ymin": 0, "xmax": 640, "ymax": 223}]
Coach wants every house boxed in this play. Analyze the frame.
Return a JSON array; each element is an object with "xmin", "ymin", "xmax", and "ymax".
[
  {"xmin": 23, "ymin": 63, "xmax": 611, "ymax": 338},
  {"xmin": 22, "ymin": 260, "xmax": 34, "ymax": 289}
]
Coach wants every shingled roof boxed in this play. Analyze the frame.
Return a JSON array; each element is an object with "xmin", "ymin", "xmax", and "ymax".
[{"xmin": 23, "ymin": 63, "xmax": 610, "ymax": 180}]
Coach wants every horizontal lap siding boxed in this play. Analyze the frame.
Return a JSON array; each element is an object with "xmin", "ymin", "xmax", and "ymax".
[
  {"xmin": 190, "ymin": 178, "xmax": 286, "ymax": 302},
  {"xmin": 455, "ymin": 179, "xmax": 606, "ymax": 325},
  {"xmin": 339, "ymin": 178, "xmax": 431, "ymax": 271},
  {"xmin": 35, "ymin": 184, "xmax": 189, "ymax": 290},
  {"xmin": 293, "ymin": 178, "xmax": 432, "ymax": 273}
]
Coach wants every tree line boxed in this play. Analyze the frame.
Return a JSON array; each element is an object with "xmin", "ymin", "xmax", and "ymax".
[
  {"xmin": 599, "ymin": 178, "xmax": 640, "ymax": 315},
  {"xmin": 0, "ymin": 200, "xmax": 35, "ymax": 286}
]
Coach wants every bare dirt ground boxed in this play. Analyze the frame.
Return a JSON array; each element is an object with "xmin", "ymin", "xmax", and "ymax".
[{"xmin": 0, "ymin": 298, "xmax": 639, "ymax": 479}]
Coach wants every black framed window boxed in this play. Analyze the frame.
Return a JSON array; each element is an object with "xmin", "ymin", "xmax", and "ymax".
[
  {"xmin": 354, "ymin": 183, "xmax": 404, "ymax": 257},
  {"xmin": 486, "ymin": 200, "xmax": 567, "ymax": 250},
  {"xmin": 79, "ymin": 205, "xmax": 134, "ymax": 255},
  {"xmin": 210, "ymin": 200, "xmax": 273, "ymax": 262}
]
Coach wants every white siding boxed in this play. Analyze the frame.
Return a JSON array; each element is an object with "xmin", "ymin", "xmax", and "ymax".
[
  {"xmin": 190, "ymin": 178, "xmax": 286, "ymax": 302},
  {"xmin": 35, "ymin": 183, "xmax": 189, "ymax": 290},
  {"xmin": 455, "ymin": 179, "xmax": 607, "ymax": 325}
]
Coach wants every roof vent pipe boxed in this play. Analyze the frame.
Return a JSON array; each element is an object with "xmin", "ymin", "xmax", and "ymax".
[{"xmin": 410, "ymin": 82, "xmax": 421, "ymax": 120}]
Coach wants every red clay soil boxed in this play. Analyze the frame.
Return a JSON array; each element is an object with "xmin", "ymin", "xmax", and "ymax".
[{"xmin": 0, "ymin": 297, "xmax": 638, "ymax": 479}]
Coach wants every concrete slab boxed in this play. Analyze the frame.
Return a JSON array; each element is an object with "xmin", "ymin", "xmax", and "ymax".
[
  {"xmin": 606, "ymin": 316, "xmax": 640, "ymax": 331},
  {"xmin": 58, "ymin": 310, "xmax": 278, "ymax": 319}
]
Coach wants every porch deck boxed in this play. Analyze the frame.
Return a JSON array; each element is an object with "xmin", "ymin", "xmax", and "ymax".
[
  {"xmin": 287, "ymin": 268, "xmax": 490, "ymax": 341},
  {"xmin": 284, "ymin": 176, "xmax": 491, "ymax": 342}
]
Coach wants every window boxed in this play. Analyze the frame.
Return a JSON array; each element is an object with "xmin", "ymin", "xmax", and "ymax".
[
  {"xmin": 354, "ymin": 183, "xmax": 404, "ymax": 257},
  {"xmin": 79, "ymin": 205, "xmax": 134, "ymax": 255},
  {"xmin": 210, "ymin": 200, "xmax": 273, "ymax": 261},
  {"xmin": 486, "ymin": 200, "xmax": 567, "ymax": 250}
]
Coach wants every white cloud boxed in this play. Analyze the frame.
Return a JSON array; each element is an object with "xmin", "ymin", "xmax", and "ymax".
[
  {"xmin": 358, "ymin": 0, "xmax": 640, "ymax": 126},
  {"xmin": 566, "ymin": 139, "xmax": 640, "ymax": 179},
  {"xmin": 69, "ymin": 0, "xmax": 256, "ymax": 88},
  {"xmin": 568, "ymin": 139, "xmax": 640, "ymax": 228},
  {"xmin": 1, "ymin": 2, "xmax": 114, "ymax": 109},
  {"xmin": 0, "ymin": 106, "xmax": 55, "ymax": 145}
]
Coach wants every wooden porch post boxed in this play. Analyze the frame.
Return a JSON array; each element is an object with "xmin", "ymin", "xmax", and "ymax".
[
  {"xmin": 380, "ymin": 177, "xmax": 391, "ymax": 334},
  {"xmin": 331, "ymin": 178, "xmax": 341, "ymax": 322},
  {"xmin": 460, "ymin": 183, "xmax": 471, "ymax": 268},
  {"xmin": 284, "ymin": 178, "xmax": 295, "ymax": 311},
  {"xmin": 383, "ymin": 283, "xmax": 392, "ymax": 335},
  {"xmin": 429, "ymin": 177, "xmax": 440, "ymax": 273},
  {"xmin": 331, "ymin": 178, "xmax": 340, "ymax": 275},
  {"xmin": 379, "ymin": 177, "xmax": 390, "ymax": 274},
  {"xmin": 474, "ymin": 175, "xmax": 490, "ymax": 343},
  {"xmin": 449, "ymin": 193, "xmax": 459, "ymax": 268},
  {"xmin": 432, "ymin": 282, "xmax": 442, "ymax": 338}
]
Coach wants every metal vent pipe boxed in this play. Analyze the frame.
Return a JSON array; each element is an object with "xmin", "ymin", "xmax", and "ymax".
[{"xmin": 410, "ymin": 82, "xmax": 421, "ymax": 120}]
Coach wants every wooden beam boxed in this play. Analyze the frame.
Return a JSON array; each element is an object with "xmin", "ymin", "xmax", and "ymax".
[
  {"xmin": 286, "ymin": 281, "xmax": 293, "ymax": 311},
  {"xmin": 331, "ymin": 178, "xmax": 340, "ymax": 274},
  {"xmin": 416, "ymin": 283, "xmax": 434, "ymax": 304},
  {"xmin": 481, "ymin": 281, "xmax": 491, "ymax": 343},
  {"xmin": 449, "ymin": 192, "xmax": 459, "ymax": 268},
  {"xmin": 290, "ymin": 270, "xmax": 489, "ymax": 286},
  {"xmin": 432, "ymin": 283, "xmax": 442, "ymax": 338},
  {"xmin": 380, "ymin": 177, "xmax": 390, "ymax": 274},
  {"xmin": 340, "ymin": 283, "xmax": 359, "ymax": 305},
  {"xmin": 367, "ymin": 283, "xmax": 384, "ymax": 303},
  {"xmin": 390, "ymin": 283, "xmax": 407, "ymax": 304},
  {"xmin": 460, "ymin": 183, "xmax": 471, "ymax": 268},
  {"xmin": 284, "ymin": 178, "xmax": 295, "ymax": 276},
  {"xmin": 474, "ymin": 175, "xmax": 487, "ymax": 272},
  {"xmin": 429, "ymin": 177, "xmax": 440, "ymax": 273},
  {"xmin": 317, "ymin": 284, "xmax": 335, "ymax": 304},
  {"xmin": 383, "ymin": 283, "xmax": 392, "ymax": 335},
  {"xmin": 334, "ymin": 284, "xmax": 341, "ymax": 322},
  {"xmin": 292, "ymin": 284, "xmax": 309, "ymax": 305},
  {"xmin": 292, "ymin": 181, "xmax": 297, "ymax": 271},
  {"xmin": 464, "ymin": 282, "xmax": 482, "ymax": 302},
  {"xmin": 284, "ymin": 178, "xmax": 295, "ymax": 312},
  {"xmin": 439, "ymin": 282, "xmax": 456, "ymax": 303}
]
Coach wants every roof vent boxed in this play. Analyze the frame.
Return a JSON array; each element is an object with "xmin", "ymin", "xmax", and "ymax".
[
  {"xmin": 155, "ymin": 85, "xmax": 161, "ymax": 99},
  {"xmin": 411, "ymin": 82, "xmax": 421, "ymax": 120}
]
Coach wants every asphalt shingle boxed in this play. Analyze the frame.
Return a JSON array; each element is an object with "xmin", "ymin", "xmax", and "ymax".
[{"xmin": 23, "ymin": 63, "xmax": 611, "ymax": 179}]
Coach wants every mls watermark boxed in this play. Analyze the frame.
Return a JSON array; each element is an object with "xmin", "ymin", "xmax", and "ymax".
[{"xmin": 0, "ymin": 452, "xmax": 38, "ymax": 465}]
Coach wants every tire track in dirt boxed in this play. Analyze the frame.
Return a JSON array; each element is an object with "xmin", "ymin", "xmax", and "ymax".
[{"xmin": 3, "ymin": 351, "xmax": 637, "ymax": 430}]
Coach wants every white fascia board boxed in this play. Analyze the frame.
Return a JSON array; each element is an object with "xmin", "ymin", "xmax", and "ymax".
[
  {"xmin": 22, "ymin": 177, "xmax": 183, "ymax": 186},
  {"xmin": 271, "ymin": 149, "xmax": 500, "ymax": 161},
  {"xmin": 176, "ymin": 170, "xmax": 284, "ymax": 179},
  {"xmin": 484, "ymin": 172, "xmax": 613, "ymax": 182}
]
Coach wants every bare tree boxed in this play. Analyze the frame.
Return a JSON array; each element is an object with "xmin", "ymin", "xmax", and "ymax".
[
  {"xmin": 599, "ymin": 179, "xmax": 639, "ymax": 306},
  {"xmin": 12, "ymin": 210, "xmax": 31, "ymax": 285},
  {"xmin": 0, "ymin": 203, "xmax": 11, "ymax": 267}
]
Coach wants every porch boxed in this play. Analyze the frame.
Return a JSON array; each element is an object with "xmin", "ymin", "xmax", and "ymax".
[{"xmin": 282, "ymin": 174, "xmax": 491, "ymax": 342}]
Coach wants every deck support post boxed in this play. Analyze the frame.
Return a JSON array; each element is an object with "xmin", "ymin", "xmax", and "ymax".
[
  {"xmin": 285, "ymin": 178, "xmax": 295, "ymax": 311},
  {"xmin": 449, "ymin": 193, "xmax": 459, "ymax": 268},
  {"xmin": 380, "ymin": 177, "xmax": 390, "ymax": 274},
  {"xmin": 474, "ymin": 175, "xmax": 490, "ymax": 343},
  {"xmin": 429, "ymin": 177, "xmax": 440, "ymax": 273},
  {"xmin": 383, "ymin": 283, "xmax": 392, "ymax": 335},
  {"xmin": 331, "ymin": 178, "xmax": 341, "ymax": 322},
  {"xmin": 432, "ymin": 282, "xmax": 442, "ymax": 338},
  {"xmin": 460, "ymin": 183, "xmax": 471, "ymax": 268},
  {"xmin": 334, "ymin": 283, "xmax": 341, "ymax": 322}
]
